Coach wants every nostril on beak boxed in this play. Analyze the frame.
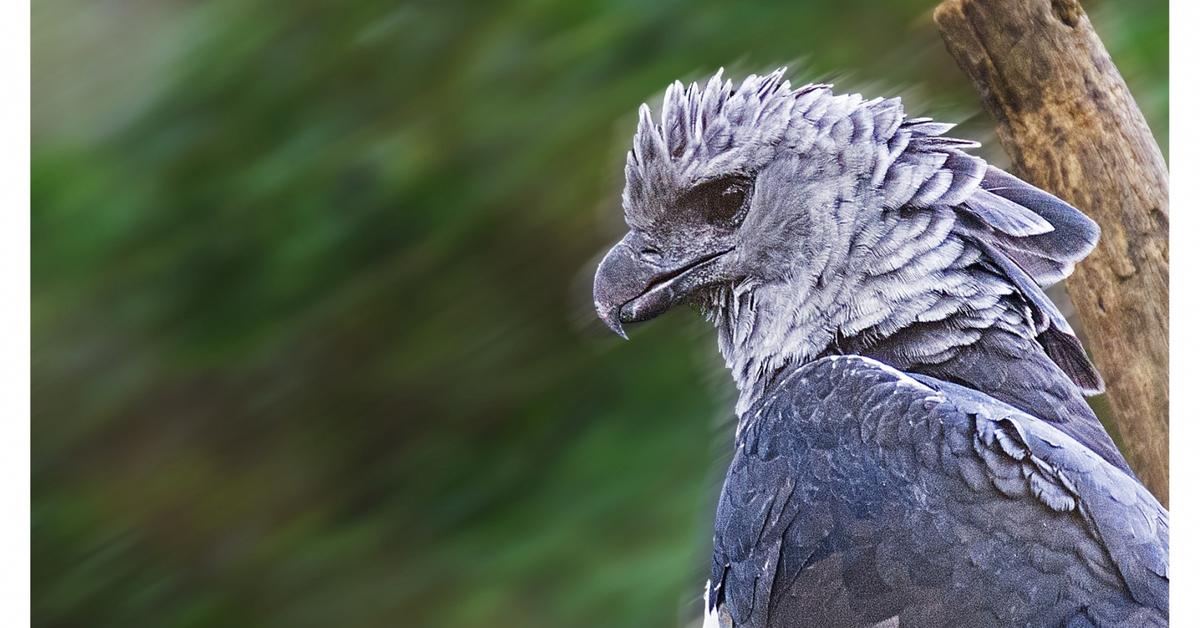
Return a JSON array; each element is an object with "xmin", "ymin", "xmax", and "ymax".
[{"xmin": 639, "ymin": 246, "xmax": 663, "ymax": 264}]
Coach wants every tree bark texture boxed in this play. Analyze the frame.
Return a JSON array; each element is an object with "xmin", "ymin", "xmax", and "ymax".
[{"xmin": 934, "ymin": 0, "xmax": 1169, "ymax": 504}]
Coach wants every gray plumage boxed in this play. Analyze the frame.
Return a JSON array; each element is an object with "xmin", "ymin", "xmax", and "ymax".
[
  {"xmin": 706, "ymin": 356, "xmax": 1166, "ymax": 627},
  {"xmin": 592, "ymin": 69, "xmax": 1167, "ymax": 627}
]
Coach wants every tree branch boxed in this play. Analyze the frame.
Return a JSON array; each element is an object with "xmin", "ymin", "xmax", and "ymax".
[{"xmin": 934, "ymin": 0, "xmax": 1170, "ymax": 503}]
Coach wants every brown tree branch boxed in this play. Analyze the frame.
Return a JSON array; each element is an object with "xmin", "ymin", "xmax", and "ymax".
[{"xmin": 934, "ymin": 0, "xmax": 1169, "ymax": 504}]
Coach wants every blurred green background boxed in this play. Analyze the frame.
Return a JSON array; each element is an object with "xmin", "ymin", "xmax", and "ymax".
[{"xmin": 32, "ymin": 1, "xmax": 1165, "ymax": 626}]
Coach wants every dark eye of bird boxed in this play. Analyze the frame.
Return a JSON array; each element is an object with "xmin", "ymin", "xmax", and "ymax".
[{"xmin": 690, "ymin": 176, "xmax": 750, "ymax": 225}]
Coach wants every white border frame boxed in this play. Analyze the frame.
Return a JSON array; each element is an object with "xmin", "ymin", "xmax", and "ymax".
[
  {"xmin": 1170, "ymin": 0, "xmax": 1195, "ymax": 622},
  {"xmin": 1, "ymin": 0, "xmax": 31, "ymax": 622}
]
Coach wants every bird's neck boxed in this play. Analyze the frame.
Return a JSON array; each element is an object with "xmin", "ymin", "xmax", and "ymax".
[
  {"xmin": 709, "ymin": 278, "xmax": 845, "ymax": 422},
  {"xmin": 708, "ymin": 208, "xmax": 1007, "ymax": 428}
]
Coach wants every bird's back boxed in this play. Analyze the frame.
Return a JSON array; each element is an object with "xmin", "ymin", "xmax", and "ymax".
[{"xmin": 706, "ymin": 356, "xmax": 1167, "ymax": 628}]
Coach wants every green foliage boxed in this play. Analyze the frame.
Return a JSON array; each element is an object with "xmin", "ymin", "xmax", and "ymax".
[{"xmin": 32, "ymin": 1, "xmax": 1165, "ymax": 626}]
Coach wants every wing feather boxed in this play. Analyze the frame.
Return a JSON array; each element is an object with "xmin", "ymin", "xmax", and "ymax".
[{"xmin": 707, "ymin": 356, "xmax": 1166, "ymax": 627}]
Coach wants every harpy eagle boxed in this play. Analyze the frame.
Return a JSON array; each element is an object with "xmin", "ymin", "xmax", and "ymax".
[{"xmin": 591, "ymin": 69, "xmax": 1168, "ymax": 627}]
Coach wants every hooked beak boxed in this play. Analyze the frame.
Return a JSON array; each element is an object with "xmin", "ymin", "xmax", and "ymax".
[{"xmin": 593, "ymin": 232, "xmax": 732, "ymax": 338}]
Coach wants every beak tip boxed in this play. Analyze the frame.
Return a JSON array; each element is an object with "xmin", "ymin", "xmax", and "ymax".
[{"xmin": 597, "ymin": 302, "xmax": 629, "ymax": 340}]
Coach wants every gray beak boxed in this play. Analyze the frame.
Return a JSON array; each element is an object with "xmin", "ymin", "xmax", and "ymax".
[{"xmin": 592, "ymin": 232, "xmax": 732, "ymax": 338}]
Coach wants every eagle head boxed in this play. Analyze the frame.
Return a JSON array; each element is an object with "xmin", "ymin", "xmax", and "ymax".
[{"xmin": 593, "ymin": 68, "xmax": 856, "ymax": 337}]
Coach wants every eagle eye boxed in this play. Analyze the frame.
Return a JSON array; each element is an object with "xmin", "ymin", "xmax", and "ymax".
[{"xmin": 688, "ymin": 175, "xmax": 751, "ymax": 225}]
